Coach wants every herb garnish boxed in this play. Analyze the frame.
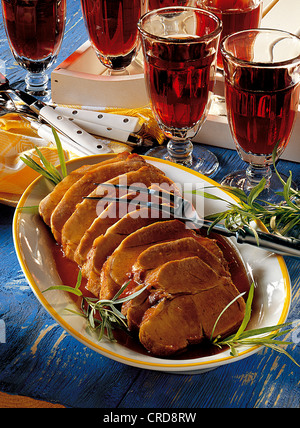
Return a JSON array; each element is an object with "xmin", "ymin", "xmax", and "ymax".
[
  {"xmin": 20, "ymin": 127, "xmax": 67, "ymax": 185},
  {"xmin": 212, "ymin": 283, "xmax": 299, "ymax": 367},
  {"xmin": 44, "ymin": 274, "xmax": 148, "ymax": 342},
  {"xmin": 195, "ymin": 148, "xmax": 300, "ymax": 239},
  {"xmin": 44, "ymin": 275, "xmax": 299, "ymax": 365}
]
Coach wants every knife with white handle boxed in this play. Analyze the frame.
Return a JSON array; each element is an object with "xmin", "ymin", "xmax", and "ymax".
[
  {"xmin": 13, "ymin": 90, "xmax": 113, "ymax": 154},
  {"xmin": 28, "ymin": 119, "xmax": 112, "ymax": 157},
  {"xmin": 62, "ymin": 117, "xmax": 139, "ymax": 143},
  {"xmin": 53, "ymin": 106, "xmax": 143, "ymax": 133}
]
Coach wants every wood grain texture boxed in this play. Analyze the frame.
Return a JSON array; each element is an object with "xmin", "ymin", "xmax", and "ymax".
[{"xmin": 0, "ymin": 392, "xmax": 65, "ymax": 408}]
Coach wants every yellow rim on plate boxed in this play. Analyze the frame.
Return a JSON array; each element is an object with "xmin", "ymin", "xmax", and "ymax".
[{"xmin": 13, "ymin": 154, "xmax": 291, "ymax": 370}]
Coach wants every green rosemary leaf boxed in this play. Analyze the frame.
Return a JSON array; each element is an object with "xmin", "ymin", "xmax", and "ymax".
[
  {"xmin": 212, "ymin": 283, "xmax": 299, "ymax": 366},
  {"xmin": 192, "ymin": 189, "xmax": 229, "ymax": 203},
  {"xmin": 88, "ymin": 306, "xmax": 96, "ymax": 328},
  {"xmin": 113, "ymin": 283, "xmax": 149, "ymax": 305},
  {"xmin": 16, "ymin": 205, "xmax": 39, "ymax": 214},
  {"xmin": 234, "ymin": 282, "xmax": 254, "ymax": 340},
  {"xmin": 282, "ymin": 172, "xmax": 299, "ymax": 210},
  {"xmin": 64, "ymin": 308, "xmax": 86, "ymax": 318},
  {"xmin": 197, "ymin": 145, "xmax": 300, "ymax": 238},
  {"xmin": 51, "ymin": 127, "xmax": 67, "ymax": 178},
  {"xmin": 111, "ymin": 280, "xmax": 131, "ymax": 301},
  {"xmin": 21, "ymin": 130, "xmax": 68, "ymax": 185},
  {"xmin": 210, "ymin": 290, "xmax": 246, "ymax": 341},
  {"xmin": 219, "ymin": 322, "xmax": 294, "ymax": 344},
  {"xmin": 272, "ymin": 141, "xmax": 292, "ymax": 191},
  {"xmin": 108, "ymin": 303, "xmax": 126, "ymax": 320},
  {"xmin": 34, "ymin": 146, "xmax": 62, "ymax": 183},
  {"xmin": 214, "ymin": 185, "xmax": 249, "ymax": 203},
  {"xmin": 20, "ymin": 155, "xmax": 60, "ymax": 185},
  {"xmin": 263, "ymin": 343, "xmax": 300, "ymax": 367},
  {"xmin": 76, "ymin": 280, "xmax": 149, "ymax": 342},
  {"xmin": 75, "ymin": 270, "xmax": 82, "ymax": 292},
  {"xmin": 247, "ymin": 178, "xmax": 266, "ymax": 207},
  {"xmin": 42, "ymin": 284, "xmax": 83, "ymax": 296}
]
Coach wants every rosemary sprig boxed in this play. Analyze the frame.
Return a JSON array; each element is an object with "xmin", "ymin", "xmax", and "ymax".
[
  {"xmin": 20, "ymin": 127, "xmax": 67, "ymax": 185},
  {"xmin": 43, "ymin": 270, "xmax": 83, "ymax": 296},
  {"xmin": 44, "ymin": 272, "xmax": 148, "ymax": 342},
  {"xmin": 44, "ymin": 275, "xmax": 299, "ymax": 365},
  {"xmin": 212, "ymin": 283, "xmax": 299, "ymax": 367},
  {"xmin": 194, "ymin": 152, "xmax": 300, "ymax": 238},
  {"xmin": 81, "ymin": 282, "xmax": 149, "ymax": 341}
]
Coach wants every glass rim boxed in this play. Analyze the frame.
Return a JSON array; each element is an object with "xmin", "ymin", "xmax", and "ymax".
[
  {"xmin": 221, "ymin": 28, "xmax": 300, "ymax": 67},
  {"xmin": 199, "ymin": 0, "xmax": 263, "ymax": 14},
  {"xmin": 137, "ymin": 6, "xmax": 222, "ymax": 44}
]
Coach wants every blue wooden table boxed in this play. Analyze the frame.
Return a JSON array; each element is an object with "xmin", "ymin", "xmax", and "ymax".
[{"xmin": 0, "ymin": 0, "xmax": 299, "ymax": 410}]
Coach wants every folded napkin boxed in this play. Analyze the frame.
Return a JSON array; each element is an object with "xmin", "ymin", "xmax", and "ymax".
[
  {"xmin": 0, "ymin": 113, "xmax": 67, "ymax": 204},
  {"xmin": 0, "ymin": 107, "xmax": 165, "ymax": 205}
]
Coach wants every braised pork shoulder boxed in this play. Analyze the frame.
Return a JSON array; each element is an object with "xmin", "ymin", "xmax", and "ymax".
[{"xmin": 39, "ymin": 152, "xmax": 246, "ymax": 357}]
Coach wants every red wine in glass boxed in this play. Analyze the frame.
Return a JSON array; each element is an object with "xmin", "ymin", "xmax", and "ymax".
[
  {"xmin": 145, "ymin": 41, "xmax": 216, "ymax": 130},
  {"xmin": 81, "ymin": 0, "xmax": 143, "ymax": 71},
  {"xmin": 1, "ymin": 0, "xmax": 66, "ymax": 96},
  {"xmin": 198, "ymin": 0, "xmax": 262, "ymax": 69},
  {"xmin": 138, "ymin": 7, "xmax": 222, "ymax": 175},
  {"xmin": 148, "ymin": 0, "xmax": 189, "ymax": 10},
  {"xmin": 225, "ymin": 79, "xmax": 300, "ymax": 157},
  {"xmin": 221, "ymin": 29, "xmax": 300, "ymax": 200}
]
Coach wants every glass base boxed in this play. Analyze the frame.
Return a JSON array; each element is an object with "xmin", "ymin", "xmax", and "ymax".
[
  {"xmin": 11, "ymin": 78, "xmax": 51, "ymax": 103},
  {"xmin": 221, "ymin": 169, "xmax": 298, "ymax": 203},
  {"xmin": 96, "ymin": 48, "xmax": 137, "ymax": 72},
  {"xmin": 145, "ymin": 145, "xmax": 219, "ymax": 176}
]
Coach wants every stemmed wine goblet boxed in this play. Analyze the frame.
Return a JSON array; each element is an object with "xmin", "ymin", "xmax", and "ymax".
[
  {"xmin": 1, "ymin": 0, "xmax": 66, "ymax": 99},
  {"xmin": 148, "ymin": 0, "xmax": 190, "ymax": 11},
  {"xmin": 197, "ymin": 0, "xmax": 263, "ymax": 70},
  {"xmin": 221, "ymin": 29, "xmax": 300, "ymax": 200},
  {"xmin": 137, "ymin": 6, "xmax": 222, "ymax": 175},
  {"xmin": 197, "ymin": 0, "xmax": 263, "ymax": 69},
  {"xmin": 80, "ymin": 0, "xmax": 147, "ymax": 74}
]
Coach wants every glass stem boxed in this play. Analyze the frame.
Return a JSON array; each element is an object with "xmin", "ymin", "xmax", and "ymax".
[
  {"xmin": 105, "ymin": 68, "xmax": 129, "ymax": 76},
  {"xmin": 25, "ymin": 71, "xmax": 48, "ymax": 95},
  {"xmin": 246, "ymin": 163, "xmax": 272, "ymax": 189},
  {"xmin": 167, "ymin": 139, "xmax": 193, "ymax": 166}
]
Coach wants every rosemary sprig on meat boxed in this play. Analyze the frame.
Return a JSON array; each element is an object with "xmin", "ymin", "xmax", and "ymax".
[
  {"xmin": 211, "ymin": 283, "xmax": 299, "ymax": 367},
  {"xmin": 44, "ymin": 274, "xmax": 147, "ymax": 342},
  {"xmin": 79, "ymin": 282, "xmax": 148, "ymax": 342},
  {"xmin": 44, "ymin": 275, "xmax": 299, "ymax": 365}
]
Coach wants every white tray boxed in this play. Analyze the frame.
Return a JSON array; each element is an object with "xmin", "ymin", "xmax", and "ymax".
[{"xmin": 51, "ymin": 40, "xmax": 148, "ymax": 108}]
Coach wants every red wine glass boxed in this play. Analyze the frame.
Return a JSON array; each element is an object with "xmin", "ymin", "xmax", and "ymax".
[
  {"xmin": 221, "ymin": 29, "xmax": 300, "ymax": 199},
  {"xmin": 197, "ymin": 0, "xmax": 262, "ymax": 70},
  {"xmin": 80, "ymin": 0, "xmax": 147, "ymax": 75},
  {"xmin": 148, "ymin": 0, "xmax": 190, "ymax": 11},
  {"xmin": 138, "ymin": 6, "xmax": 222, "ymax": 175},
  {"xmin": 1, "ymin": 0, "xmax": 66, "ymax": 99}
]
